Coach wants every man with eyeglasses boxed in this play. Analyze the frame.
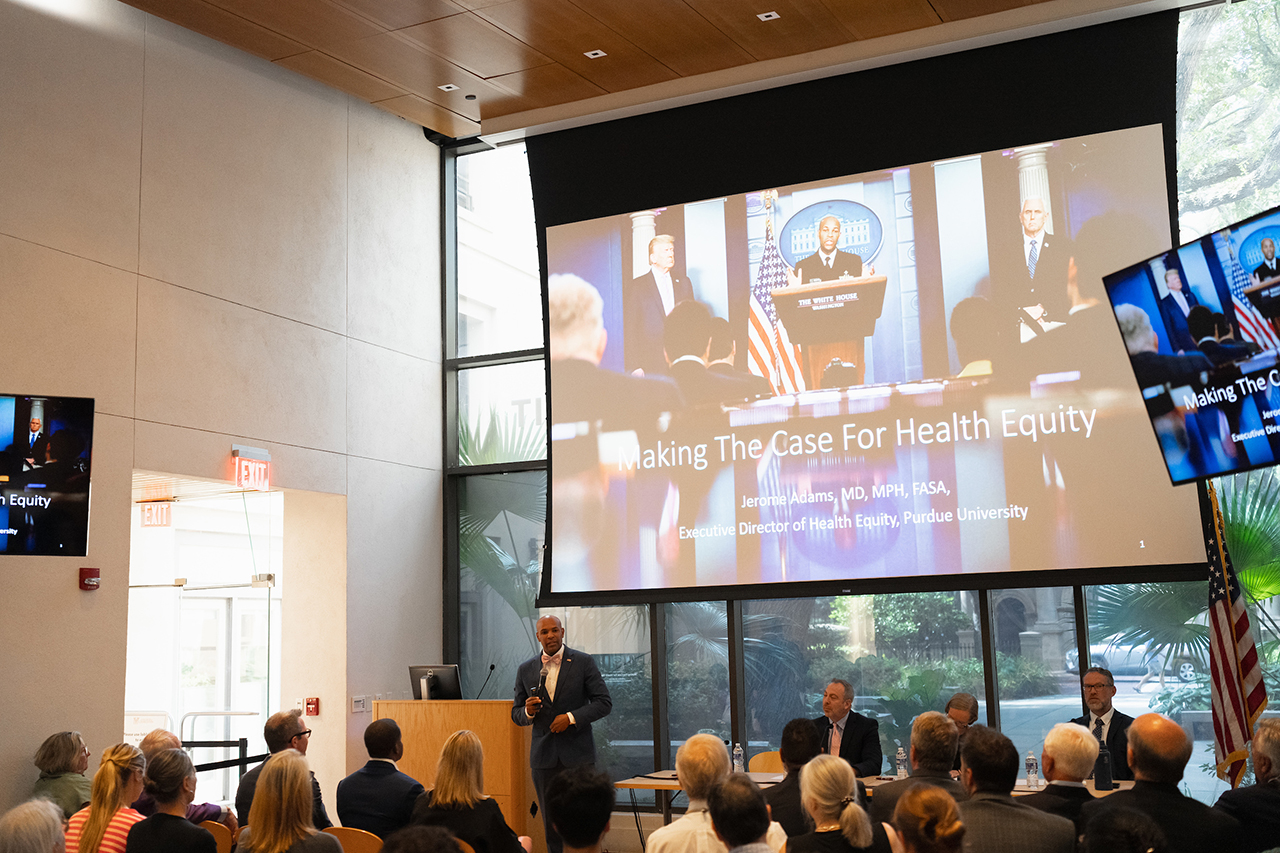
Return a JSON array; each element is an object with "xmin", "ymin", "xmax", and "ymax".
[
  {"xmin": 1068, "ymin": 667, "xmax": 1134, "ymax": 781},
  {"xmin": 235, "ymin": 708, "xmax": 333, "ymax": 829}
]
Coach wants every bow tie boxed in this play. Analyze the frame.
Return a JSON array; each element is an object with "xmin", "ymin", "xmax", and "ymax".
[{"xmin": 542, "ymin": 654, "xmax": 558, "ymax": 664}]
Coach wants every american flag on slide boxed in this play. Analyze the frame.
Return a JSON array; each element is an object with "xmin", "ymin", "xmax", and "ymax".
[
  {"xmin": 1203, "ymin": 480, "xmax": 1268, "ymax": 788},
  {"xmin": 748, "ymin": 221, "xmax": 807, "ymax": 394},
  {"xmin": 1217, "ymin": 232, "xmax": 1280, "ymax": 349}
]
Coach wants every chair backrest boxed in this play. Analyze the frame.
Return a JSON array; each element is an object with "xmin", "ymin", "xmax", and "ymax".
[
  {"xmin": 748, "ymin": 750, "xmax": 784, "ymax": 773},
  {"xmin": 323, "ymin": 826, "xmax": 384, "ymax": 853},
  {"xmin": 456, "ymin": 840, "xmax": 477, "ymax": 853},
  {"xmin": 199, "ymin": 821, "xmax": 233, "ymax": 853}
]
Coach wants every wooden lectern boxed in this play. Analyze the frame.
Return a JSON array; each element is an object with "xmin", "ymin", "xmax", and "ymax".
[
  {"xmin": 374, "ymin": 700, "xmax": 540, "ymax": 848},
  {"xmin": 771, "ymin": 275, "xmax": 888, "ymax": 388}
]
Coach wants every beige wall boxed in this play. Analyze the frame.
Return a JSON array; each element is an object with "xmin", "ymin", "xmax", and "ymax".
[{"xmin": 0, "ymin": 0, "xmax": 442, "ymax": 811}]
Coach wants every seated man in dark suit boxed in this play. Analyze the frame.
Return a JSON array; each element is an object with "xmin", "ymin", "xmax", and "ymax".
[
  {"xmin": 763, "ymin": 718, "xmax": 822, "ymax": 836},
  {"xmin": 1068, "ymin": 667, "xmax": 1134, "ymax": 781},
  {"xmin": 1188, "ymin": 305, "xmax": 1252, "ymax": 366},
  {"xmin": 811, "ymin": 679, "xmax": 881, "ymax": 778},
  {"xmin": 869, "ymin": 711, "xmax": 967, "ymax": 823},
  {"xmin": 235, "ymin": 708, "xmax": 332, "ymax": 829},
  {"xmin": 790, "ymin": 216, "xmax": 868, "ymax": 283},
  {"xmin": 1079, "ymin": 713, "xmax": 1241, "ymax": 853},
  {"xmin": 337, "ymin": 719, "xmax": 426, "ymax": 839},
  {"xmin": 1212, "ymin": 717, "xmax": 1280, "ymax": 853},
  {"xmin": 1114, "ymin": 304, "xmax": 1212, "ymax": 391},
  {"xmin": 664, "ymin": 301, "xmax": 764, "ymax": 408},
  {"xmin": 956, "ymin": 726, "xmax": 1075, "ymax": 853},
  {"xmin": 1019, "ymin": 722, "xmax": 1098, "ymax": 824},
  {"xmin": 707, "ymin": 317, "xmax": 772, "ymax": 399}
]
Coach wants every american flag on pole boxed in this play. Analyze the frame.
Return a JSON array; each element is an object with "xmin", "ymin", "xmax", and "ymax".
[
  {"xmin": 748, "ymin": 217, "xmax": 807, "ymax": 395},
  {"xmin": 1215, "ymin": 232, "xmax": 1280, "ymax": 350},
  {"xmin": 1203, "ymin": 480, "xmax": 1268, "ymax": 788}
]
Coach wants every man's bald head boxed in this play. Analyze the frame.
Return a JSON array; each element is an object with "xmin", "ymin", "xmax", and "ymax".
[{"xmin": 1127, "ymin": 713, "xmax": 1193, "ymax": 784}]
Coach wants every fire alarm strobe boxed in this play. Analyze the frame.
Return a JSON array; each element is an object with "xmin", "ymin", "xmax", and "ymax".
[{"xmin": 79, "ymin": 567, "xmax": 100, "ymax": 590}]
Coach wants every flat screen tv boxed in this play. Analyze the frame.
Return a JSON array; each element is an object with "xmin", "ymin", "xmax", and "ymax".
[
  {"xmin": 544, "ymin": 124, "xmax": 1205, "ymax": 596},
  {"xmin": 1102, "ymin": 203, "xmax": 1280, "ymax": 485},
  {"xmin": 409, "ymin": 664, "xmax": 463, "ymax": 700},
  {"xmin": 0, "ymin": 394, "xmax": 94, "ymax": 556}
]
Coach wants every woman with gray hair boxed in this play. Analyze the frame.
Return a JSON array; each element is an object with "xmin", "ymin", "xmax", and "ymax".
[
  {"xmin": 791, "ymin": 754, "xmax": 892, "ymax": 853},
  {"xmin": 0, "ymin": 799, "xmax": 65, "ymax": 853},
  {"xmin": 31, "ymin": 732, "xmax": 92, "ymax": 819}
]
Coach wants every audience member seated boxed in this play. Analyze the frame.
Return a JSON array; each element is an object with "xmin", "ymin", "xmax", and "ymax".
[
  {"xmin": 868, "ymin": 712, "xmax": 967, "ymax": 824},
  {"xmin": 1114, "ymin": 303, "xmax": 1212, "ymax": 389},
  {"xmin": 1212, "ymin": 718, "xmax": 1280, "ymax": 853},
  {"xmin": 1079, "ymin": 713, "xmax": 1241, "ymax": 853},
  {"xmin": 236, "ymin": 710, "xmax": 331, "ymax": 830},
  {"xmin": 131, "ymin": 729, "xmax": 236, "ymax": 834},
  {"xmin": 409, "ymin": 730, "xmax": 532, "ymax": 853},
  {"xmin": 943, "ymin": 694, "xmax": 978, "ymax": 772},
  {"xmin": 337, "ymin": 719, "xmax": 426, "ymax": 839},
  {"xmin": 812, "ymin": 680, "xmax": 882, "ymax": 779},
  {"xmin": 1018, "ymin": 722, "xmax": 1098, "ymax": 824},
  {"xmin": 791, "ymin": 754, "xmax": 891, "ymax": 853},
  {"xmin": 545, "ymin": 766, "xmax": 615, "ymax": 853},
  {"xmin": 1187, "ymin": 305, "xmax": 1252, "ymax": 366},
  {"xmin": 664, "ymin": 301, "xmax": 763, "ymax": 408},
  {"xmin": 647, "ymin": 734, "xmax": 786, "ymax": 853},
  {"xmin": 1078, "ymin": 806, "xmax": 1166, "ymax": 853},
  {"xmin": 381, "ymin": 826, "xmax": 463, "ymax": 853},
  {"xmin": 0, "ymin": 799, "xmax": 65, "ymax": 853},
  {"xmin": 67, "ymin": 744, "xmax": 147, "ymax": 853},
  {"xmin": 707, "ymin": 317, "xmax": 771, "ymax": 398},
  {"xmin": 1213, "ymin": 312, "xmax": 1261, "ymax": 355},
  {"xmin": 955, "ymin": 726, "xmax": 1073, "ymax": 853},
  {"xmin": 764, "ymin": 718, "xmax": 822, "ymax": 837},
  {"xmin": 31, "ymin": 731, "xmax": 92, "ymax": 819},
  {"xmin": 237, "ymin": 750, "xmax": 340, "ymax": 853},
  {"xmin": 123, "ymin": 748, "xmax": 216, "ymax": 853},
  {"xmin": 891, "ymin": 785, "xmax": 964, "ymax": 853},
  {"xmin": 707, "ymin": 775, "xmax": 775, "ymax": 853}
]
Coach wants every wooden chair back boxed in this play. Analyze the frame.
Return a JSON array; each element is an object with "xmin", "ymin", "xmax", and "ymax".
[
  {"xmin": 199, "ymin": 820, "xmax": 233, "ymax": 853},
  {"xmin": 323, "ymin": 826, "xmax": 384, "ymax": 853}
]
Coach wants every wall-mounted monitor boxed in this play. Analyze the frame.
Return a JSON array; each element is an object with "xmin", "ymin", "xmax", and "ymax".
[
  {"xmin": 1102, "ymin": 203, "xmax": 1280, "ymax": 485},
  {"xmin": 0, "ymin": 394, "xmax": 94, "ymax": 556},
  {"xmin": 544, "ymin": 123, "xmax": 1205, "ymax": 597},
  {"xmin": 409, "ymin": 664, "xmax": 463, "ymax": 700}
]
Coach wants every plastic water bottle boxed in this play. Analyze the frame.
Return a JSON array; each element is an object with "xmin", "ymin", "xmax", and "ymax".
[
  {"xmin": 1025, "ymin": 751, "xmax": 1039, "ymax": 789},
  {"xmin": 733, "ymin": 743, "xmax": 745, "ymax": 774},
  {"xmin": 895, "ymin": 747, "xmax": 908, "ymax": 779}
]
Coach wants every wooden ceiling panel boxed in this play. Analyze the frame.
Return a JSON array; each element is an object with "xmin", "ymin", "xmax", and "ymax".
[
  {"xmin": 325, "ymin": 31, "xmax": 508, "ymax": 120},
  {"xmin": 819, "ymin": 0, "xmax": 942, "ymax": 40},
  {"xmin": 275, "ymin": 51, "xmax": 407, "ymax": 102},
  {"xmin": 563, "ymin": 0, "xmax": 755, "ymax": 78},
  {"xmin": 476, "ymin": 0, "xmax": 680, "ymax": 93},
  {"xmin": 207, "ymin": 0, "xmax": 386, "ymax": 50},
  {"xmin": 121, "ymin": 0, "xmax": 310, "ymax": 60},
  {"xmin": 681, "ymin": 0, "xmax": 858, "ymax": 61},
  {"xmin": 928, "ymin": 0, "xmax": 1031, "ymax": 24},
  {"xmin": 331, "ymin": 0, "xmax": 465, "ymax": 30},
  {"xmin": 373, "ymin": 93, "xmax": 480, "ymax": 136},
  {"xmin": 483, "ymin": 62, "xmax": 607, "ymax": 117},
  {"xmin": 397, "ymin": 13, "xmax": 554, "ymax": 79}
]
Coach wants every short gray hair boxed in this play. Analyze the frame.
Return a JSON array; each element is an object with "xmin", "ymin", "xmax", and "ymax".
[
  {"xmin": 1115, "ymin": 304, "xmax": 1155, "ymax": 355},
  {"xmin": 1254, "ymin": 718, "xmax": 1280, "ymax": 773},
  {"xmin": 911, "ymin": 712, "xmax": 959, "ymax": 772},
  {"xmin": 827, "ymin": 679, "xmax": 853, "ymax": 701},
  {"xmin": 675, "ymin": 734, "xmax": 730, "ymax": 801},
  {"xmin": 0, "ymin": 799, "xmax": 65, "ymax": 853},
  {"xmin": 1043, "ymin": 723, "xmax": 1099, "ymax": 781},
  {"xmin": 548, "ymin": 274, "xmax": 605, "ymax": 362}
]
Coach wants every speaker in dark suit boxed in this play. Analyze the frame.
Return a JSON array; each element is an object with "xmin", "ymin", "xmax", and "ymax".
[
  {"xmin": 812, "ymin": 679, "xmax": 882, "ymax": 778},
  {"xmin": 1254, "ymin": 237, "xmax": 1279, "ymax": 282},
  {"xmin": 512, "ymin": 616, "xmax": 612, "ymax": 853},
  {"xmin": 1157, "ymin": 268, "xmax": 1202, "ymax": 353},
  {"xmin": 793, "ymin": 249, "xmax": 863, "ymax": 283},
  {"xmin": 1001, "ymin": 199, "xmax": 1072, "ymax": 334},
  {"xmin": 624, "ymin": 235, "xmax": 693, "ymax": 377}
]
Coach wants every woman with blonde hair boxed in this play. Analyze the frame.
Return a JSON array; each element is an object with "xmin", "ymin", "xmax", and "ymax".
[
  {"xmin": 409, "ymin": 731, "xmax": 531, "ymax": 853},
  {"xmin": 65, "ymin": 745, "xmax": 146, "ymax": 853},
  {"xmin": 790, "ymin": 754, "xmax": 892, "ymax": 853},
  {"xmin": 238, "ymin": 751, "xmax": 339, "ymax": 853},
  {"xmin": 891, "ymin": 786, "xmax": 963, "ymax": 853},
  {"xmin": 31, "ymin": 732, "xmax": 92, "ymax": 819}
]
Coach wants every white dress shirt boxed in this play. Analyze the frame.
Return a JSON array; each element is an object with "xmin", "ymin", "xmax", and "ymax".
[{"xmin": 652, "ymin": 266, "xmax": 676, "ymax": 316}]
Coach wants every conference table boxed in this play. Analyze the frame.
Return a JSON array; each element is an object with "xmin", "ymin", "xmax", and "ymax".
[{"xmin": 615, "ymin": 770, "xmax": 1133, "ymax": 828}]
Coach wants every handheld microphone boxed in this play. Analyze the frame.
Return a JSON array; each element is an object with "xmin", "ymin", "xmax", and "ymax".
[
  {"xmin": 475, "ymin": 663, "xmax": 496, "ymax": 699},
  {"xmin": 538, "ymin": 664, "xmax": 549, "ymax": 704}
]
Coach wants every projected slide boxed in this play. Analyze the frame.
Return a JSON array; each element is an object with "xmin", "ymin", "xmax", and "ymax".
[
  {"xmin": 0, "ymin": 394, "xmax": 94, "ymax": 556},
  {"xmin": 547, "ymin": 124, "xmax": 1204, "ymax": 594},
  {"xmin": 1104, "ymin": 203, "xmax": 1280, "ymax": 485}
]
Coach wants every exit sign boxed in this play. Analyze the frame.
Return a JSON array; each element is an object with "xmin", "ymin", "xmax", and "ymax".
[
  {"xmin": 140, "ymin": 502, "xmax": 171, "ymax": 527},
  {"xmin": 235, "ymin": 458, "xmax": 271, "ymax": 491}
]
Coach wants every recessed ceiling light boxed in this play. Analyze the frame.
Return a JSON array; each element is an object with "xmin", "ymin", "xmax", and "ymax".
[
  {"xmin": 584, "ymin": 49, "xmax": 607, "ymax": 59},
  {"xmin": 438, "ymin": 83, "xmax": 460, "ymax": 92},
  {"xmin": 757, "ymin": 11, "xmax": 780, "ymax": 20},
  {"xmin": 465, "ymin": 94, "xmax": 477, "ymax": 101}
]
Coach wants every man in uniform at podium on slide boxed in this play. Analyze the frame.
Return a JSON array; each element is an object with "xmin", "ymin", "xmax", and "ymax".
[
  {"xmin": 513, "ymin": 615, "xmax": 612, "ymax": 853},
  {"xmin": 790, "ymin": 216, "xmax": 870, "ymax": 284}
]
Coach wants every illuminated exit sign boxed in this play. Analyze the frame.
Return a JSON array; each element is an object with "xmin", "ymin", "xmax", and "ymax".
[
  {"xmin": 139, "ymin": 502, "xmax": 171, "ymax": 527},
  {"xmin": 231, "ymin": 444, "xmax": 272, "ymax": 491}
]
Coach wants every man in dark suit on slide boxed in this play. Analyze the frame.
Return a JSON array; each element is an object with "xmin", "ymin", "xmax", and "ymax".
[
  {"xmin": 1069, "ymin": 667, "xmax": 1134, "ymax": 781},
  {"xmin": 336, "ymin": 719, "xmax": 425, "ymax": 839},
  {"xmin": 1003, "ymin": 197, "xmax": 1071, "ymax": 341},
  {"xmin": 811, "ymin": 678, "xmax": 882, "ymax": 778},
  {"xmin": 791, "ymin": 216, "xmax": 866, "ymax": 283},
  {"xmin": 513, "ymin": 615, "xmax": 612, "ymax": 853},
  {"xmin": 1253, "ymin": 237, "xmax": 1279, "ymax": 282},
  {"xmin": 625, "ymin": 234, "xmax": 693, "ymax": 377},
  {"xmin": 1158, "ymin": 268, "xmax": 1201, "ymax": 353}
]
